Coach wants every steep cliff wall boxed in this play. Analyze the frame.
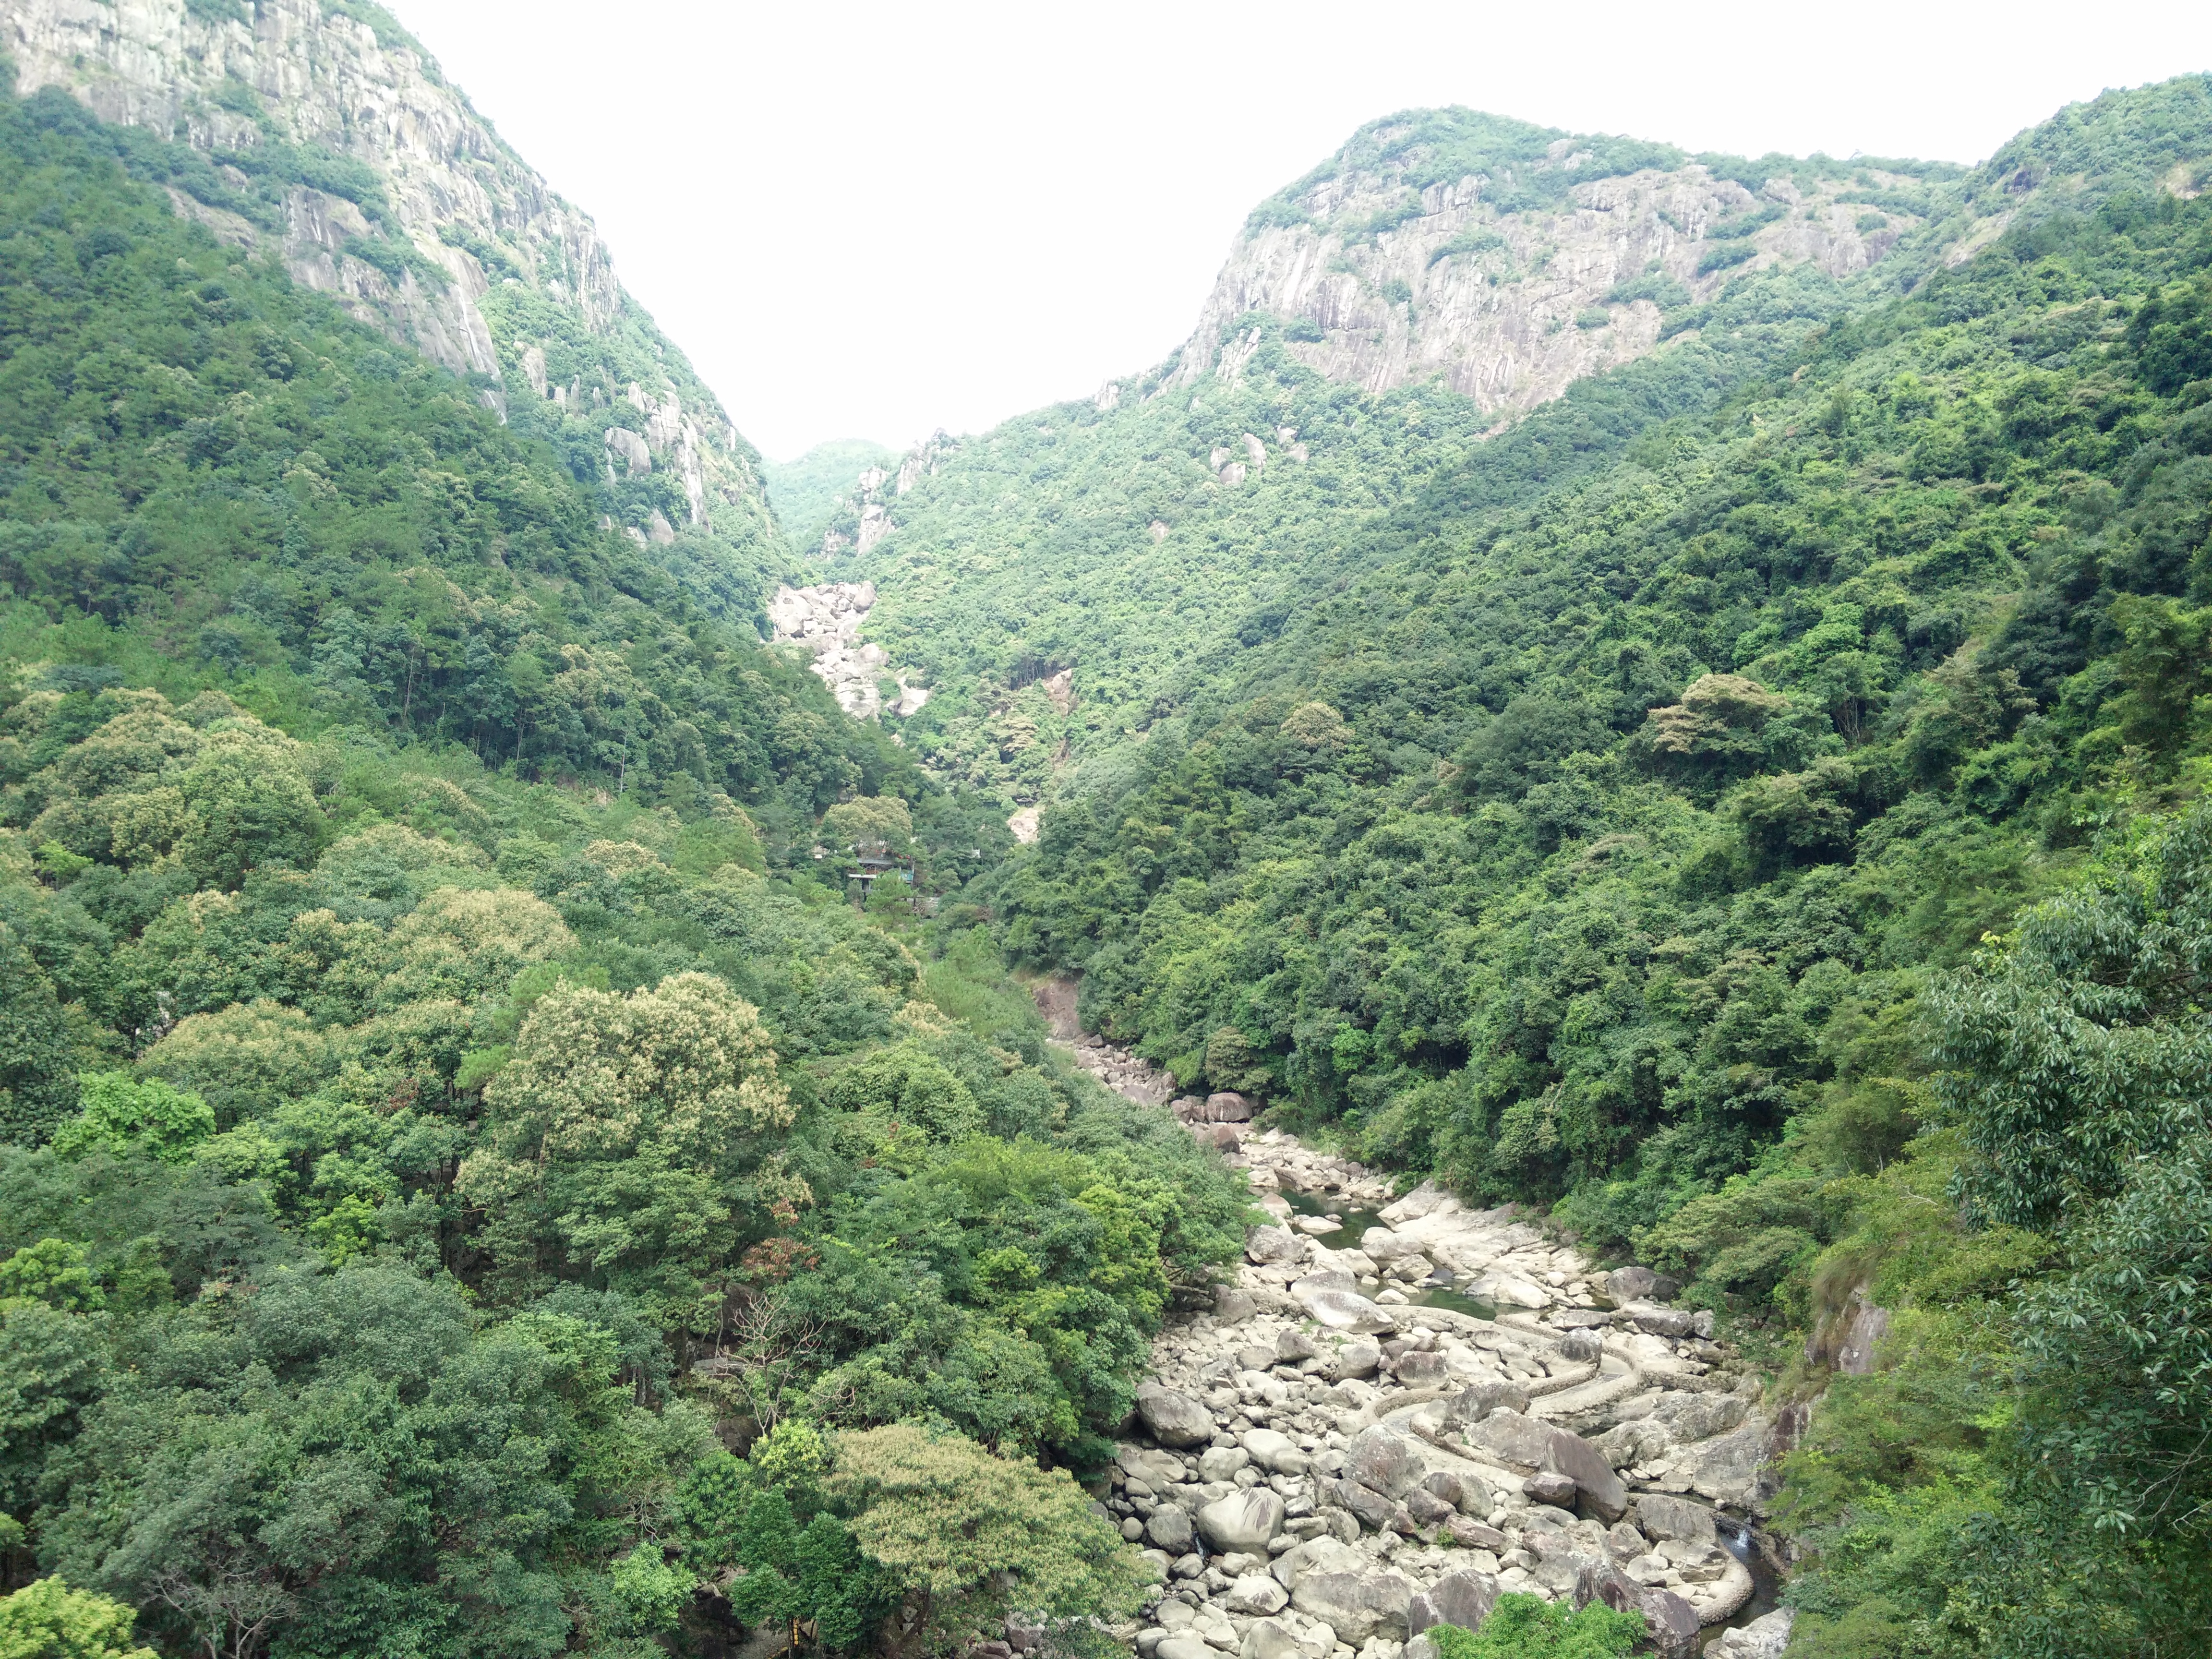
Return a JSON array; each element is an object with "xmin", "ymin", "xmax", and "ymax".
[
  {"xmin": 1169, "ymin": 111, "xmax": 1942, "ymax": 419},
  {"xmin": 1, "ymin": 0, "xmax": 780, "ymax": 563}
]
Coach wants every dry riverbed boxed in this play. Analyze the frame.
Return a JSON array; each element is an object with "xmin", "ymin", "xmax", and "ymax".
[{"xmin": 1044, "ymin": 992, "xmax": 1795, "ymax": 1659}]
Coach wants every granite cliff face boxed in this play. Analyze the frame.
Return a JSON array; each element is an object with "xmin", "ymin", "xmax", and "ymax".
[
  {"xmin": 1169, "ymin": 116, "xmax": 1930, "ymax": 419},
  {"xmin": 1, "ymin": 0, "xmax": 779, "ymax": 557}
]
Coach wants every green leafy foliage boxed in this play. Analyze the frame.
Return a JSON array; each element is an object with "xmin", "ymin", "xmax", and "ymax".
[{"xmin": 1427, "ymin": 1596, "xmax": 1643, "ymax": 1659}]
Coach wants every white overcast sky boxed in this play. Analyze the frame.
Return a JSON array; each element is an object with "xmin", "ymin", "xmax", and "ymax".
[{"xmin": 401, "ymin": 0, "xmax": 2212, "ymax": 461}]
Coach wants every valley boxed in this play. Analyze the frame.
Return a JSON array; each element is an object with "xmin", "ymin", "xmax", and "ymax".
[{"xmin": 0, "ymin": 5, "xmax": 2209, "ymax": 1659}]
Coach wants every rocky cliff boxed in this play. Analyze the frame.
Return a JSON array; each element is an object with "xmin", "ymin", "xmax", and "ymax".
[
  {"xmin": 1167, "ymin": 110, "xmax": 1940, "ymax": 419},
  {"xmin": 1, "ymin": 0, "xmax": 780, "ymax": 560}
]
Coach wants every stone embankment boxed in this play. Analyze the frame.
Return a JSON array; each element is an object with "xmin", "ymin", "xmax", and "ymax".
[{"xmin": 1054, "ymin": 1018, "xmax": 1794, "ymax": 1659}]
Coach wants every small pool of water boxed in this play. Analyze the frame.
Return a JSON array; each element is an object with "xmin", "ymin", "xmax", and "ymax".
[
  {"xmin": 1703, "ymin": 1520, "xmax": 1784, "ymax": 1647},
  {"xmin": 1278, "ymin": 1190, "xmax": 1499, "ymax": 1322}
]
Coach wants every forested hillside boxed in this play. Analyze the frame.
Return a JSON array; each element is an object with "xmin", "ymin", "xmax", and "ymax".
[
  {"xmin": 0, "ymin": 61, "xmax": 1240, "ymax": 1659},
  {"xmin": 953, "ymin": 77, "xmax": 2212, "ymax": 1656}
]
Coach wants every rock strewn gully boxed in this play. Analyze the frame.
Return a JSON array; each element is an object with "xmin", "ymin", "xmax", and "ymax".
[{"xmin": 1055, "ymin": 1017, "xmax": 1795, "ymax": 1659}]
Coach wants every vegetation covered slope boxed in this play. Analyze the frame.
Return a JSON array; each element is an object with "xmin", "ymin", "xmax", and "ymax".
[
  {"xmin": 0, "ymin": 64, "xmax": 1238, "ymax": 1659},
  {"xmin": 961, "ymin": 75, "xmax": 2212, "ymax": 1655}
]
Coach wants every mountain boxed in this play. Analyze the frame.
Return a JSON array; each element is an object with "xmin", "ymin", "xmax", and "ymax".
[
  {"xmin": 843, "ymin": 75, "xmax": 2212, "ymax": 1654},
  {"xmin": 1, "ymin": 0, "xmax": 785, "ymax": 605}
]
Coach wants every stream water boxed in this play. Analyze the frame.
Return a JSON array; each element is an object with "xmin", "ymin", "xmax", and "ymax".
[{"xmin": 1276, "ymin": 1189, "xmax": 1502, "ymax": 1322}]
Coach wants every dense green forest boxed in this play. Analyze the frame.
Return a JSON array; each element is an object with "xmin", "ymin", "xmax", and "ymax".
[
  {"xmin": 0, "ymin": 69, "xmax": 1242, "ymax": 1659},
  {"xmin": 916, "ymin": 76, "xmax": 2212, "ymax": 1658}
]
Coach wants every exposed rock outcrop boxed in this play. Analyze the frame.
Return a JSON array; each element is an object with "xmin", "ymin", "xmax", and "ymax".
[
  {"xmin": 765, "ymin": 582, "xmax": 928, "ymax": 720},
  {"xmin": 1170, "ymin": 118, "xmax": 1928, "ymax": 417},
  {"xmin": 2, "ymin": 0, "xmax": 776, "ymax": 546}
]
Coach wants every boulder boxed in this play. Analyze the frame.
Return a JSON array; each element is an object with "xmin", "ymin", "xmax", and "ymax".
[
  {"xmin": 1462, "ymin": 1409, "xmax": 1555, "ymax": 1470},
  {"xmin": 1404, "ymin": 1488, "xmax": 1456, "ymax": 1526},
  {"xmin": 1290, "ymin": 1571, "xmax": 1419, "ymax": 1645},
  {"xmin": 1550, "ymin": 1308, "xmax": 1613, "ymax": 1329},
  {"xmin": 1145, "ymin": 1507, "xmax": 1195, "ymax": 1552},
  {"xmin": 1193, "ymin": 1123, "xmax": 1242, "ymax": 1153},
  {"xmin": 1329, "ymin": 1340, "xmax": 1383, "ymax": 1380},
  {"xmin": 1626, "ymin": 1302, "xmax": 1694, "ymax": 1338},
  {"xmin": 1224, "ymin": 1575, "xmax": 1289, "ymax": 1615},
  {"xmin": 1270, "ymin": 1535, "xmax": 1365, "ymax": 1590},
  {"xmin": 1198, "ymin": 1489, "xmax": 1286, "ymax": 1554},
  {"xmin": 1275, "ymin": 1330, "xmax": 1319, "ymax": 1363},
  {"xmin": 1214, "ymin": 1286, "xmax": 1259, "ymax": 1324},
  {"xmin": 1136, "ymin": 1384, "xmax": 1216, "ymax": 1449},
  {"xmin": 1377, "ymin": 1181, "xmax": 1450, "ymax": 1226},
  {"xmin": 1653, "ymin": 1391, "xmax": 1749, "ymax": 1443},
  {"xmin": 1157, "ymin": 1639, "xmax": 1215, "ymax": 1659},
  {"xmin": 1244, "ymin": 1429, "xmax": 1309, "ymax": 1475},
  {"xmin": 1292, "ymin": 1279, "xmax": 1396, "ymax": 1334},
  {"xmin": 1199, "ymin": 1446, "xmax": 1251, "ymax": 1483},
  {"xmin": 1446, "ymin": 1516, "xmax": 1507, "ymax": 1551},
  {"xmin": 1465, "ymin": 1272, "xmax": 1551, "ymax": 1309},
  {"xmin": 1634, "ymin": 1494, "xmax": 1716, "ymax": 1544},
  {"xmin": 1247, "ymin": 1226, "xmax": 1301, "ymax": 1266},
  {"xmin": 1688, "ymin": 1423, "xmax": 1770, "ymax": 1505},
  {"xmin": 1709, "ymin": 1610, "xmax": 1795, "ymax": 1659},
  {"xmin": 1205, "ymin": 1091, "xmax": 1257, "ymax": 1121},
  {"xmin": 1572, "ymin": 1559, "xmax": 1699, "ymax": 1659},
  {"xmin": 1170, "ymin": 1096, "xmax": 1208, "ymax": 1121},
  {"xmin": 1316, "ymin": 1477, "xmax": 1397, "ymax": 1532},
  {"xmin": 1419, "ymin": 1471, "xmax": 1464, "ymax": 1510},
  {"xmin": 1524, "ymin": 1471, "xmax": 1578, "ymax": 1508},
  {"xmin": 1360, "ymin": 1228, "xmax": 1428, "ymax": 1265},
  {"xmin": 1558, "ymin": 1327, "xmax": 1603, "ymax": 1365},
  {"xmin": 1238, "ymin": 1620, "xmax": 1301, "ymax": 1659},
  {"xmin": 1545, "ymin": 1424, "xmax": 1629, "ymax": 1524},
  {"xmin": 1444, "ymin": 1380, "xmax": 1530, "ymax": 1427},
  {"xmin": 1406, "ymin": 1569, "xmax": 1499, "ymax": 1637},
  {"xmin": 1394, "ymin": 1350, "xmax": 1448, "ymax": 1384},
  {"xmin": 1604, "ymin": 1266, "xmax": 1659, "ymax": 1302},
  {"xmin": 1118, "ymin": 1446, "xmax": 1188, "ymax": 1487},
  {"xmin": 1343, "ymin": 1427, "xmax": 1423, "ymax": 1499}
]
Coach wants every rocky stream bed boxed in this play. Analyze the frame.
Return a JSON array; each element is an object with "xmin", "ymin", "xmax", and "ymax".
[{"xmin": 1041, "ymin": 992, "xmax": 1795, "ymax": 1659}]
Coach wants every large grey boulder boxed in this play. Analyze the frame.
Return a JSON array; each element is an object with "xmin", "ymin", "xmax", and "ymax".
[
  {"xmin": 1136, "ymin": 1383, "xmax": 1215, "ymax": 1448},
  {"xmin": 1653, "ymin": 1391, "xmax": 1749, "ymax": 1443},
  {"xmin": 1224, "ymin": 1575, "xmax": 1289, "ymax": 1615},
  {"xmin": 1329, "ymin": 1340, "xmax": 1382, "ymax": 1380},
  {"xmin": 1199, "ymin": 1445, "xmax": 1250, "ymax": 1483},
  {"xmin": 1198, "ymin": 1489, "xmax": 1286, "ymax": 1554},
  {"xmin": 1545, "ymin": 1424, "xmax": 1629, "ymax": 1524},
  {"xmin": 1709, "ymin": 1610, "xmax": 1795, "ymax": 1659},
  {"xmin": 1238, "ymin": 1621, "xmax": 1300, "ymax": 1659},
  {"xmin": 1394, "ymin": 1350, "xmax": 1448, "ymax": 1383},
  {"xmin": 1573, "ymin": 1559, "xmax": 1699, "ymax": 1659},
  {"xmin": 1270, "ymin": 1535, "xmax": 1365, "ymax": 1590},
  {"xmin": 1689, "ymin": 1422, "xmax": 1771, "ymax": 1504},
  {"xmin": 1290, "ymin": 1571, "xmax": 1419, "ymax": 1644},
  {"xmin": 1204, "ymin": 1091, "xmax": 1257, "ymax": 1121},
  {"xmin": 1360, "ymin": 1227, "xmax": 1428, "ymax": 1264},
  {"xmin": 1214, "ymin": 1286, "xmax": 1259, "ymax": 1324},
  {"xmin": 1463, "ymin": 1412, "xmax": 1625, "ymax": 1522},
  {"xmin": 1626, "ymin": 1302, "xmax": 1695, "ymax": 1338},
  {"xmin": 1276, "ymin": 1329, "xmax": 1319, "ymax": 1362},
  {"xmin": 1558, "ymin": 1327, "xmax": 1603, "ymax": 1365},
  {"xmin": 1343, "ymin": 1427, "xmax": 1423, "ymax": 1500},
  {"xmin": 1444, "ymin": 1380, "xmax": 1530, "ymax": 1428},
  {"xmin": 1118, "ymin": 1445, "xmax": 1187, "ymax": 1486},
  {"xmin": 1406, "ymin": 1569, "xmax": 1499, "ymax": 1636},
  {"xmin": 1316, "ymin": 1477, "xmax": 1396, "ymax": 1531},
  {"xmin": 1243, "ymin": 1428, "xmax": 1309, "ymax": 1475},
  {"xmin": 1635, "ymin": 1494, "xmax": 1717, "ymax": 1543},
  {"xmin": 1247, "ymin": 1226, "xmax": 1302, "ymax": 1265},
  {"xmin": 1293, "ymin": 1278, "xmax": 1396, "ymax": 1334},
  {"xmin": 1156, "ymin": 1639, "xmax": 1215, "ymax": 1659},
  {"xmin": 1377, "ymin": 1181, "xmax": 1449, "ymax": 1226},
  {"xmin": 1463, "ymin": 1408, "xmax": 1555, "ymax": 1470},
  {"xmin": 1145, "ymin": 1507, "xmax": 1194, "ymax": 1552}
]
